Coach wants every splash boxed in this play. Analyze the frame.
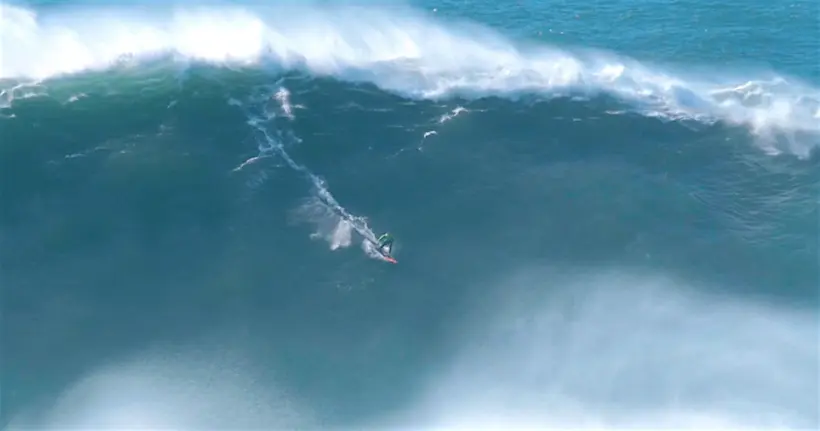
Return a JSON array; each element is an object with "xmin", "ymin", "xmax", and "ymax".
[{"xmin": 297, "ymin": 197, "xmax": 354, "ymax": 251}]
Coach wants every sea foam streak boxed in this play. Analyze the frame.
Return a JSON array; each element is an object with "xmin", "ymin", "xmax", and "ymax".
[
  {"xmin": 233, "ymin": 82, "xmax": 386, "ymax": 261},
  {"xmin": 1, "ymin": 3, "xmax": 818, "ymax": 155}
]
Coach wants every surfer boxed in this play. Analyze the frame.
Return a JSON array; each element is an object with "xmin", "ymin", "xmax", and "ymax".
[{"xmin": 377, "ymin": 232, "xmax": 394, "ymax": 255}]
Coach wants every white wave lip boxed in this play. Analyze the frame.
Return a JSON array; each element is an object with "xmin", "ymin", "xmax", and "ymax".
[{"xmin": 1, "ymin": 3, "xmax": 818, "ymax": 151}]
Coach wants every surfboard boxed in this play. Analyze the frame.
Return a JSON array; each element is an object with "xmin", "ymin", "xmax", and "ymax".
[
  {"xmin": 376, "ymin": 246, "xmax": 397, "ymax": 264},
  {"xmin": 370, "ymin": 240, "xmax": 397, "ymax": 264}
]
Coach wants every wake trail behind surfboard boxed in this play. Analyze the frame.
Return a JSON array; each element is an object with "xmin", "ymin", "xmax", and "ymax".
[{"xmin": 240, "ymin": 85, "xmax": 390, "ymax": 263}]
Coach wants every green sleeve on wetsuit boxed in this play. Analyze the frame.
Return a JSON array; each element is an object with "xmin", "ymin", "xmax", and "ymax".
[{"xmin": 378, "ymin": 233, "xmax": 393, "ymax": 245}]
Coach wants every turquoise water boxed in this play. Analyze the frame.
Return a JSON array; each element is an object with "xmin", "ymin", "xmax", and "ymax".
[{"xmin": 1, "ymin": 0, "xmax": 818, "ymax": 429}]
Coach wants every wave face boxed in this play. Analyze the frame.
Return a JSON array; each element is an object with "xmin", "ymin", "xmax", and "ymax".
[{"xmin": 2, "ymin": 1, "xmax": 818, "ymax": 430}]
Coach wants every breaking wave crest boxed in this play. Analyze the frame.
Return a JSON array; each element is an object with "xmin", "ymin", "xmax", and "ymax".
[{"xmin": 1, "ymin": 3, "xmax": 818, "ymax": 156}]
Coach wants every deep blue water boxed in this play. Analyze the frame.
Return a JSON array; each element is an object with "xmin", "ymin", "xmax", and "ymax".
[{"xmin": 1, "ymin": 0, "xmax": 818, "ymax": 429}]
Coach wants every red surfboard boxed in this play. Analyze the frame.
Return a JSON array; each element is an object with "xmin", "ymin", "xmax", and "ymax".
[{"xmin": 372, "ymin": 240, "xmax": 397, "ymax": 264}]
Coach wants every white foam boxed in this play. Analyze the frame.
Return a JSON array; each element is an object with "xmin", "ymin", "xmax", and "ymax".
[
  {"xmin": 4, "ymin": 266, "xmax": 814, "ymax": 429},
  {"xmin": 4, "ymin": 343, "xmax": 315, "ymax": 430},
  {"xmin": 2, "ymin": 3, "xmax": 818, "ymax": 154},
  {"xmin": 369, "ymin": 268, "xmax": 818, "ymax": 430}
]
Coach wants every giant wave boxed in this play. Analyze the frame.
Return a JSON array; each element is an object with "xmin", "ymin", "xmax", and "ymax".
[{"xmin": 2, "ymin": 2, "xmax": 818, "ymax": 430}]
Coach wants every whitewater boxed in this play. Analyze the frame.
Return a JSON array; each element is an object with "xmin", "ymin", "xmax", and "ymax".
[{"xmin": 1, "ymin": 3, "xmax": 818, "ymax": 156}]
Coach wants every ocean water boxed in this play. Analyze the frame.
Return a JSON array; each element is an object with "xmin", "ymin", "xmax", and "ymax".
[{"xmin": 1, "ymin": 0, "xmax": 818, "ymax": 429}]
